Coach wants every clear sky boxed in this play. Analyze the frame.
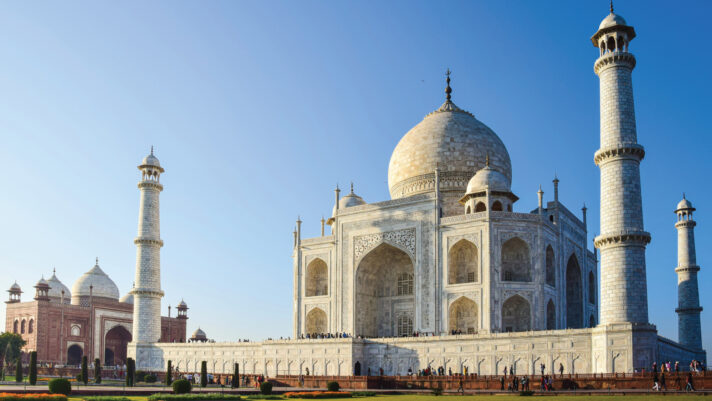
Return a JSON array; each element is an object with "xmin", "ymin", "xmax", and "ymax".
[{"xmin": 0, "ymin": 0, "xmax": 710, "ymax": 353}]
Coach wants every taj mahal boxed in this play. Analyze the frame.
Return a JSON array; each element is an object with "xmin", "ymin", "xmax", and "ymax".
[{"xmin": 7, "ymin": 6, "xmax": 707, "ymax": 377}]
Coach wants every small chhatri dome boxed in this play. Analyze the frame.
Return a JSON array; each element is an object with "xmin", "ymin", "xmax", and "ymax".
[
  {"xmin": 591, "ymin": 2, "xmax": 636, "ymax": 45},
  {"xmin": 36, "ymin": 276, "xmax": 49, "ymax": 287},
  {"xmin": 9, "ymin": 282, "xmax": 21, "ymax": 291},
  {"xmin": 71, "ymin": 258, "xmax": 120, "ymax": 305},
  {"xmin": 388, "ymin": 71, "xmax": 511, "ymax": 214},
  {"xmin": 178, "ymin": 299, "xmax": 188, "ymax": 308},
  {"xmin": 47, "ymin": 270, "xmax": 71, "ymax": 302},
  {"xmin": 139, "ymin": 146, "xmax": 164, "ymax": 172},
  {"xmin": 676, "ymin": 194, "xmax": 695, "ymax": 212},
  {"xmin": 464, "ymin": 156, "xmax": 511, "ymax": 195},
  {"xmin": 332, "ymin": 183, "xmax": 366, "ymax": 216},
  {"xmin": 598, "ymin": 12, "xmax": 627, "ymax": 30},
  {"xmin": 119, "ymin": 293, "xmax": 134, "ymax": 304}
]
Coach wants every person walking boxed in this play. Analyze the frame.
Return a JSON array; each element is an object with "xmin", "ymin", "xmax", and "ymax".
[
  {"xmin": 500, "ymin": 375, "xmax": 505, "ymax": 391},
  {"xmin": 458, "ymin": 377, "xmax": 464, "ymax": 395},
  {"xmin": 558, "ymin": 363, "xmax": 564, "ymax": 377},
  {"xmin": 652, "ymin": 373, "xmax": 660, "ymax": 391},
  {"xmin": 686, "ymin": 372, "xmax": 694, "ymax": 392},
  {"xmin": 540, "ymin": 363, "xmax": 545, "ymax": 376},
  {"xmin": 660, "ymin": 372, "xmax": 666, "ymax": 391},
  {"xmin": 503, "ymin": 366, "xmax": 507, "ymax": 377}
]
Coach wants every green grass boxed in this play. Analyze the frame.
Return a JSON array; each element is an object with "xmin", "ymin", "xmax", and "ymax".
[{"xmin": 67, "ymin": 396, "xmax": 711, "ymax": 401}]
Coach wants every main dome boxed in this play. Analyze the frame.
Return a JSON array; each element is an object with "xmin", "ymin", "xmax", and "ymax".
[{"xmin": 388, "ymin": 98, "xmax": 511, "ymax": 214}]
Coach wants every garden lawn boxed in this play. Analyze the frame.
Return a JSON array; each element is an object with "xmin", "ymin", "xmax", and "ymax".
[{"xmin": 67, "ymin": 396, "xmax": 711, "ymax": 401}]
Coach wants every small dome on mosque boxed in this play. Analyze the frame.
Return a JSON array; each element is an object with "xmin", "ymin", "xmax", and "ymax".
[
  {"xmin": 36, "ymin": 277, "xmax": 49, "ymax": 287},
  {"xmin": 139, "ymin": 147, "xmax": 164, "ymax": 171},
  {"xmin": 9, "ymin": 282, "xmax": 21, "ymax": 291},
  {"xmin": 191, "ymin": 327, "xmax": 207, "ymax": 340},
  {"xmin": 599, "ymin": 12, "xmax": 628, "ymax": 30},
  {"xmin": 71, "ymin": 259, "xmax": 120, "ymax": 304},
  {"xmin": 177, "ymin": 299, "xmax": 188, "ymax": 309},
  {"xmin": 119, "ymin": 293, "xmax": 134, "ymax": 304},
  {"xmin": 388, "ymin": 72, "xmax": 511, "ymax": 201},
  {"xmin": 47, "ymin": 270, "xmax": 71, "ymax": 301},
  {"xmin": 465, "ymin": 159, "xmax": 511, "ymax": 195}
]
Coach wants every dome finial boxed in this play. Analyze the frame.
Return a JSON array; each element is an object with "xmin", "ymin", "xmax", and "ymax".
[
  {"xmin": 610, "ymin": 0, "xmax": 614, "ymax": 13},
  {"xmin": 683, "ymin": 192, "xmax": 686, "ymax": 200},
  {"xmin": 150, "ymin": 145, "xmax": 154, "ymax": 156},
  {"xmin": 445, "ymin": 68, "xmax": 452, "ymax": 102},
  {"xmin": 350, "ymin": 182, "xmax": 354, "ymax": 193},
  {"xmin": 95, "ymin": 256, "xmax": 99, "ymax": 266},
  {"xmin": 485, "ymin": 153, "xmax": 490, "ymax": 167}
]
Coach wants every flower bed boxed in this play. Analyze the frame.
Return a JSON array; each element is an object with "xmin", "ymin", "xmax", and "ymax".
[
  {"xmin": 0, "ymin": 394, "xmax": 68, "ymax": 401},
  {"xmin": 284, "ymin": 392, "xmax": 352, "ymax": 399}
]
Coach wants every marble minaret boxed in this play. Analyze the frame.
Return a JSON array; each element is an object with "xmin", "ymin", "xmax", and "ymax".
[
  {"xmin": 592, "ymin": 6, "xmax": 650, "ymax": 325},
  {"xmin": 131, "ymin": 148, "xmax": 165, "ymax": 344},
  {"xmin": 674, "ymin": 196, "xmax": 703, "ymax": 350}
]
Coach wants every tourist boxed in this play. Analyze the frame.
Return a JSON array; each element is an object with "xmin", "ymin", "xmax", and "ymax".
[
  {"xmin": 540, "ymin": 363, "xmax": 545, "ymax": 375},
  {"xmin": 558, "ymin": 363, "xmax": 564, "ymax": 377},
  {"xmin": 503, "ymin": 366, "xmax": 507, "ymax": 377},
  {"xmin": 660, "ymin": 372, "xmax": 666, "ymax": 391},
  {"xmin": 500, "ymin": 375, "xmax": 505, "ymax": 391},
  {"xmin": 652, "ymin": 361, "xmax": 658, "ymax": 373},
  {"xmin": 458, "ymin": 377, "xmax": 464, "ymax": 395},
  {"xmin": 685, "ymin": 372, "xmax": 694, "ymax": 392},
  {"xmin": 509, "ymin": 365, "xmax": 513, "ymax": 376},
  {"xmin": 652, "ymin": 372, "xmax": 660, "ymax": 391},
  {"xmin": 675, "ymin": 361, "xmax": 680, "ymax": 372},
  {"xmin": 448, "ymin": 367, "xmax": 452, "ymax": 376}
]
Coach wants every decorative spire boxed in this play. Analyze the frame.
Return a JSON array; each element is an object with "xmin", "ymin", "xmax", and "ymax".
[
  {"xmin": 95, "ymin": 257, "xmax": 99, "ymax": 265},
  {"xmin": 610, "ymin": 0, "xmax": 614, "ymax": 13},
  {"xmin": 683, "ymin": 192, "xmax": 686, "ymax": 200},
  {"xmin": 150, "ymin": 146, "xmax": 154, "ymax": 156},
  {"xmin": 350, "ymin": 182, "xmax": 354, "ymax": 194},
  {"xmin": 485, "ymin": 153, "xmax": 490, "ymax": 167},
  {"xmin": 445, "ymin": 69, "xmax": 452, "ymax": 102}
]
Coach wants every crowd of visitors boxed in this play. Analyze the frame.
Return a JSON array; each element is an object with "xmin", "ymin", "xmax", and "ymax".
[{"xmin": 299, "ymin": 332, "xmax": 352, "ymax": 339}]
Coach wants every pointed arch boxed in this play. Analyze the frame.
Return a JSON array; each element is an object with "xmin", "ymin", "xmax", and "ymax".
[
  {"xmin": 545, "ymin": 245, "xmax": 555, "ymax": 287},
  {"xmin": 305, "ymin": 258, "xmax": 328, "ymax": 297},
  {"xmin": 397, "ymin": 314, "xmax": 413, "ymax": 337},
  {"xmin": 355, "ymin": 243, "xmax": 414, "ymax": 337},
  {"xmin": 13, "ymin": 320, "xmax": 18, "ymax": 333},
  {"xmin": 448, "ymin": 239, "xmax": 478, "ymax": 284},
  {"xmin": 502, "ymin": 295, "xmax": 531, "ymax": 332},
  {"xmin": 501, "ymin": 237, "xmax": 531, "ymax": 282},
  {"xmin": 28, "ymin": 319, "xmax": 34, "ymax": 334},
  {"xmin": 588, "ymin": 271, "xmax": 596, "ymax": 304},
  {"xmin": 566, "ymin": 254, "xmax": 583, "ymax": 328},
  {"xmin": 448, "ymin": 297, "xmax": 478, "ymax": 334},
  {"xmin": 546, "ymin": 299, "xmax": 556, "ymax": 330},
  {"xmin": 305, "ymin": 307, "xmax": 327, "ymax": 334},
  {"xmin": 492, "ymin": 201, "xmax": 503, "ymax": 211},
  {"xmin": 20, "ymin": 319, "xmax": 25, "ymax": 334},
  {"xmin": 475, "ymin": 202, "xmax": 486, "ymax": 212}
]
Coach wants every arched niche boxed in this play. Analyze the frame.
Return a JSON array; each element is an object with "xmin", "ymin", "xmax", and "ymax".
[
  {"xmin": 448, "ymin": 239, "xmax": 478, "ymax": 284},
  {"xmin": 105, "ymin": 325, "xmax": 132, "ymax": 366},
  {"xmin": 545, "ymin": 245, "xmax": 555, "ymax": 287},
  {"xmin": 448, "ymin": 297, "xmax": 478, "ymax": 334},
  {"xmin": 305, "ymin": 307, "xmax": 327, "ymax": 334},
  {"xmin": 501, "ymin": 238, "xmax": 531, "ymax": 282},
  {"xmin": 546, "ymin": 299, "xmax": 556, "ymax": 330},
  {"xmin": 502, "ymin": 295, "xmax": 531, "ymax": 332},
  {"xmin": 305, "ymin": 258, "xmax": 328, "ymax": 297},
  {"xmin": 566, "ymin": 254, "xmax": 583, "ymax": 329}
]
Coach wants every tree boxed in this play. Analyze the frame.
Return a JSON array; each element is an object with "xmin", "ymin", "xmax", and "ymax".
[
  {"xmin": 232, "ymin": 363, "xmax": 239, "ymax": 389},
  {"xmin": 15, "ymin": 357, "xmax": 23, "ymax": 383},
  {"xmin": 126, "ymin": 358, "xmax": 135, "ymax": 387},
  {"xmin": 0, "ymin": 333, "xmax": 26, "ymax": 379},
  {"xmin": 200, "ymin": 361, "xmax": 207, "ymax": 388},
  {"xmin": 81, "ymin": 356, "xmax": 88, "ymax": 385},
  {"xmin": 94, "ymin": 358, "xmax": 101, "ymax": 384},
  {"xmin": 29, "ymin": 351, "xmax": 37, "ymax": 385},
  {"xmin": 166, "ymin": 360, "xmax": 173, "ymax": 386}
]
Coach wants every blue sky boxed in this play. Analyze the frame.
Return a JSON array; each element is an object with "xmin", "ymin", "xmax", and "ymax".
[{"xmin": 0, "ymin": 0, "xmax": 710, "ymax": 353}]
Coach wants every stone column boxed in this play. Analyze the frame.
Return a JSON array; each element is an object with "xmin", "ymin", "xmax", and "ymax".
[{"xmin": 674, "ymin": 198, "xmax": 702, "ymax": 350}]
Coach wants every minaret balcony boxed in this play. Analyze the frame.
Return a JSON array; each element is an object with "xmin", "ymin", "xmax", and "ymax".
[
  {"xmin": 594, "ymin": 144, "xmax": 645, "ymax": 165},
  {"xmin": 594, "ymin": 230, "xmax": 651, "ymax": 249},
  {"xmin": 594, "ymin": 51, "xmax": 636, "ymax": 74}
]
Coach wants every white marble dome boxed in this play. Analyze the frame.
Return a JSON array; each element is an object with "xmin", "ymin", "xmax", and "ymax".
[
  {"xmin": 388, "ymin": 100, "xmax": 511, "ymax": 201},
  {"xmin": 465, "ymin": 164, "xmax": 511, "ymax": 194},
  {"xmin": 71, "ymin": 261, "xmax": 120, "ymax": 304},
  {"xmin": 119, "ymin": 293, "xmax": 134, "ymax": 304},
  {"xmin": 599, "ymin": 13, "xmax": 627, "ymax": 30},
  {"xmin": 191, "ymin": 327, "xmax": 207, "ymax": 340},
  {"xmin": 9, "ymin": 282, "xmax": 21, "ymax": 291},
  {"xmin": 332, "ymin": 185, "xmax": 366, "ymax": 216},
  {"xmin": 47, "ymin": 271, "xmax": 71, "ymax": 302},
  {"xmin": 676, "ymin": 197, "xmax": 694, "ymax": 211}
]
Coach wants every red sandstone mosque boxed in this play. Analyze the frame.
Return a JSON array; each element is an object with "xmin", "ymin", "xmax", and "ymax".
[{"xmin": 4, "ymin": 259, "xmax": 188, "ymax": 366}]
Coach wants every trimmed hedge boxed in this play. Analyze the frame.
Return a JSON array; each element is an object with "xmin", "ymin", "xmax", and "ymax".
[
  {"xmin": 166, "ymin": 360, "xmax": 173, "ymax": 386},
  {"xmin": 145, "ymin": 373, "xmax": 158, "ymax": 383},
  {"xmin": 94, "ymin": 358, "xmax": 102, "ymax": 384},
  {"xmin": 170, "ymin": 379, "xmax": 192, "ymax": 395},
  {"xmin": 29, "ymin": 351, "xmax": 37, "ymax": 385},
  {"xmin": 148, "ymin": 394, "xmax": 242, "ymax": 401},
  {"xmin": 15, "ymin": 358, "xmax": 22, "ymax": 383},
  {"xmin": 48, "ymin": 378, "xmax": 72, "ymax": 395},
  {"xmin": 349, "ymin": 392, "xmax": 375, "ymax": 397},
  {"xmin": 82, "ymin": 397, "xmax": 131, "ymax": 401},
  {"xmin": 81, "ymin": 356, "xmax": 88, "ymax": 385},
  {"xmin": 200, "ymin": 361, "xmax": 208, "ymax": 388},
  {"xmin": 284, "ymin": 392, "xmax": 352, "ymax": 399},
  {"xmin": 326, "ymin": 382, "xmax": 339, "ymax": 392},
  {"xmin": 260, "ymin": 382, "xmax": 273, "ymax": 395}
]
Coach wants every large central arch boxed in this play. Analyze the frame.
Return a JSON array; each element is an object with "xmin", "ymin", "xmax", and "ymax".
[
  {"xmin": 566, "ymin": 254, "xmax": 583, "ymax": 329},
  {"xmin": 105, "ymin": 325, "xmax": 132, "ymax": 366},
  {"xmin": 355, "ymin": 243, "xmax": 414, "ymax": 338}
]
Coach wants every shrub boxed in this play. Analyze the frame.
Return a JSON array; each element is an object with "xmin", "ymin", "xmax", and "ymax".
[
  {"xmin": 200, "ymin": 361, "xmax": 208, "ymax": 388},
  {"xmin": 94, "ymin": 358, "xmax": 102, "ymax": 384},
  {"xmin": 260, "ymin": 382, "xmax": 273, "ymax": 395},
  {"xmin": 245, "ymin": 396, "xmax": 282, "ymax": 400},
  {"xmin": 166, "ymin": 360, "xmax": 173, "ymax": 386},
  {"xmin": 48, "ymin": 378, "xmax": 72, "ymax": 395},
  {"xmin": 431, "ymin": 387, "xmax": 443, "ymax": 396},
  {"xmin": 519, "ymin": 390, "xmax": 535, "ymax": 396},
  {"xmin": 232, "ymin": 363, "xmax": 239, "ymax": 389},
  {"xmin": 29, "ymin": 351, "xmax": 37, "ymax": 385},
  {"xmin": 172, "ymin": 378, "xmax": 192, "ymax": 394},
  {"xmin": 326, "ymin": 382, "xmax": 339, "ymax": 392},
  {"xmin": 81, "ymin": 356, "xmax": 88, "ymax": 385},
  {"xmin": 15, "ymin": 358, "xmax": 22, "ymax": 383},
  {"xmin": 145, "ymin": 374, "xmax": 158, "ymax": 383},
  {"xmin": 126, "ymin": 358, "xmax": 135, "ymax": 387},
  {"xmin": 135, "ymin": 370, "xmax": 148, "ymax": 383}
]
